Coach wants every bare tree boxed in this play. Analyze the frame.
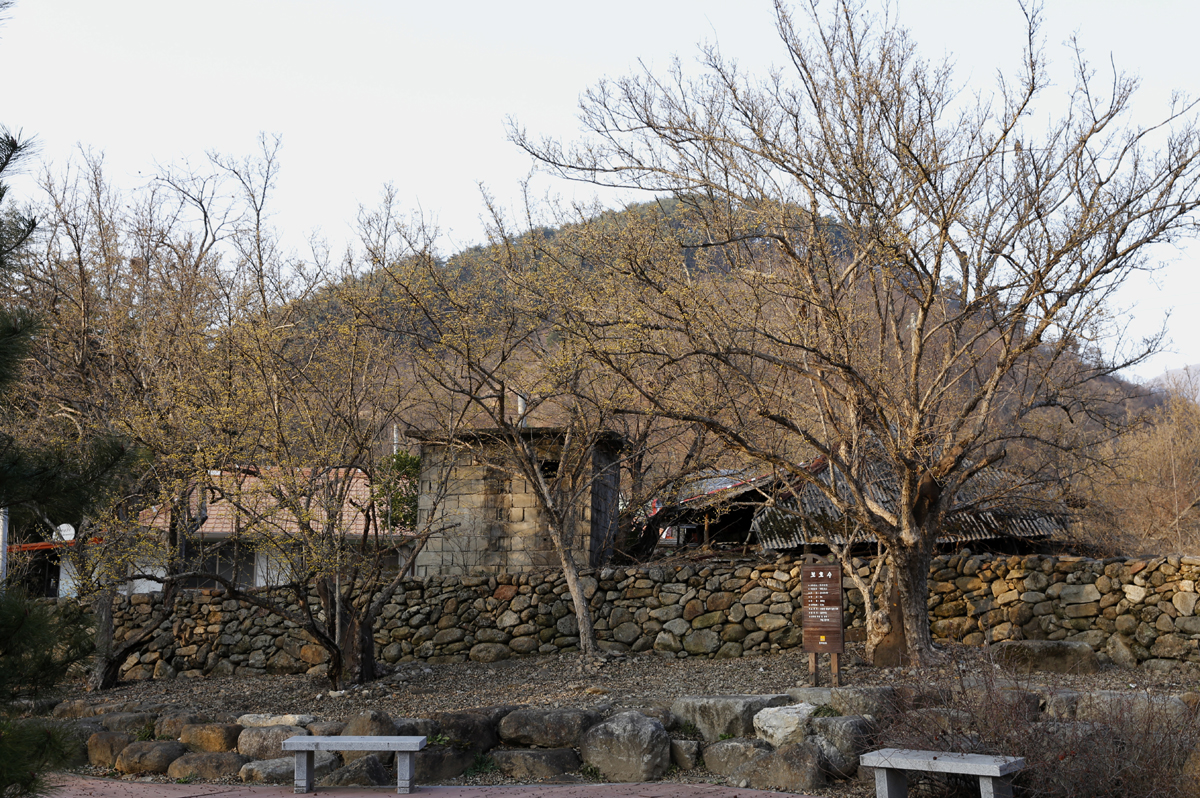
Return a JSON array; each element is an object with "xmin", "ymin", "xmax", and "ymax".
[
  {"xmin": 346, "ymin": 194, "xmax": 643, "ymax": 662},
  {"xmin": 511, "ymin": 0, "xmax": 1200, "ymax": 663}
]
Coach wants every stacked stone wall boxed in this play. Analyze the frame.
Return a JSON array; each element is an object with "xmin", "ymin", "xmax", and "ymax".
[{"xmin": 101, "ymin": 550, "xmax": 1200, "ymax": 681}]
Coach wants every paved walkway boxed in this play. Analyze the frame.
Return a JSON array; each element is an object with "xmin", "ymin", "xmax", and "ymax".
[{"xmin": 50, "ymin": 774, "xmax": 800, "ymax": 798}]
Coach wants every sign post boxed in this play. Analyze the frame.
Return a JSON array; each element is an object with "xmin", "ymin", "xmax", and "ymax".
[{"xmin": 801, "ymin": 554, "xmax": 844, "ymax": 687}]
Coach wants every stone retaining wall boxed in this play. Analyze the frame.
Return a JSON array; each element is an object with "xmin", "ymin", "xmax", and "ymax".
[{"xmin": 103, "ymin": 550, "xmax": 1200, "ymax": 681}]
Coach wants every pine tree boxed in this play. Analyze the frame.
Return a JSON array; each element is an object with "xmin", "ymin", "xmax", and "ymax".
[{"xmin": 0, "ymin": 589, "xmax": 93, "ymax": 797}]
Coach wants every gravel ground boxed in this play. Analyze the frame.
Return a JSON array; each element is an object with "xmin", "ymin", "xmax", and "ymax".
[{"xmin": 56, "ymin": 643, "xmax": 1200, "ymax": 796}]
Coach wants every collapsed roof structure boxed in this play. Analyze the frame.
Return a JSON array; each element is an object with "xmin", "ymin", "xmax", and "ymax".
[{"xmin": 651, "ymin": 456, "xmax": 1068, "ymax": 552}]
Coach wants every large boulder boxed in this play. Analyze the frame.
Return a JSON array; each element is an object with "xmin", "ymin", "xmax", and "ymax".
[
  {"xmin": 499, "ymin": 708, "xmax": 600, "ymax": 748},
  {"xmin": 809, "ymin": 715, "xmax": 874, "ymax": 775},
  {"xmin": 670, "ymin": 695, "xmax": 792, "ymax": 741},
  {"xmin": 154, "ymin": 712, "xmax": 209, "ymax": 740},
  {"xmin": 114, "ymin": 741, "xmax": 189, "ymax": 774},
  {"xmin": 88, "ymin": 731, "xmax": 134, "ymax": 767},
  {"xmin": 732, "ymin": 741, "xmax": 826, "ymax": 791},
  {"xmin": 240, "ymin": 752, "xmax": 339, "ymax": 784},
  {"xmin": 434, "ymin": 709, "xmax": 500, "ymax": 752},
  {"xmin": 415, "ymin": 744, "xmax": 476, "ymax": 782},
  {"xmin": 180, "ymin": 723, "xmax": 243, "ymax": 752},
  {"xmin": 237, "ymin": 725, "xmax": 308, "ymax": 761},
  {"xmin": 167, "ymin": 752, "xmax": 250, "ymax": 780},
  {"xmin": 236, "ymin": 713, "xmax": 318, "ymax": 728},
  {"xmin": 670, "ymin": 739, "xmax": 701, "ymax": 770},
  {"xmin": 340, "ymin": 710, "xmax": 396, "ymax": 765},
  {"xmin": 579, "ymin": 712, "xmax": 670, "ymax": 783},
  {"xmin": 1073, "ymin": 691, "xmax": 1191, "ymax": 727},
  {"xmin": 787, "ymin": 687, "xmax": 833, "ymax": 706},
  {"xmin": 753, "ymin": 703, "xmax": 818, "ymax": 747},
  {"xmin": 830, "ymin": 687, "xmax": 899, "ymax": 718},
  {"xmin": 95, "ymin": 712, "xmax": 156, "ymax": 735},
  {"xmin": 699, "ymin": 738, "xmax": 772, "ymax": 775},
  {"xmin": 993, "ymin": 640, "xmax": 1100, "ymax": 674},
  {"xmin": 307, "ymin": 721, "xmax": 346, "ymax": 736},
  {"xmin": 394, "ymin": 717, "xmax": 441, "ymax": 737},
  {"xmin": 317, "ymin": 754, "xmax": 391, "ymax": 787},
  {"xmin": 491, "ymin": 748, "xmax": 581, "ymax": 780}
]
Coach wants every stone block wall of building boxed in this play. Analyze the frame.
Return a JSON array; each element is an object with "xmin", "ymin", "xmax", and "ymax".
[
  {"xmin": 412, "ymin": 433, "xmax": 619, "ymax": 577},
  {"xmin": 100, "ymin": 550, "xmax": 1200, "ymax": 682}
]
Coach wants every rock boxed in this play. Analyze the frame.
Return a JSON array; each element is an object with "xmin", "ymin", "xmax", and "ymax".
[
  {"xmin": 167, "ymin": 752, "xmax": 250, "ymax": 780},
  {"xmin": 753, "ymin": 703, "xmax": 818, "ymax": 747},
  {"xmin": 1105, "ymin": 635, "xmax": 1139, "ymax": 670},
  {"xmin": 1074, "ymin": 691, "xmax": 1190, "ymax": 726},
  {"xmin": 700, "ymin": 737, "xmax": 772, "ymax": 775},
  {"xmin": 755, "ymin": 614, "xmax": 788, "ymax": 632},
  {"xmin": 809, "ymin": 716, "xmax": 874, "ymax": 775},
  {"xmin": 682, "ymin": 629, "xmax": 722, "ymax": 654},
  {"xmin": 733, "ymin": 741, "xmax": 826, "ymax": 792},
  {"xmin": 180, "ymin": 723, "xmax": 243, "ymax": 752},
  {"xmin": 1173, "ymin": 591, "xmax": 1199, "ymax": 617},
  {"xmin": 671, "ymin": 739, "xmax": 701, "ymax": 770},
  {"xmin": 579, "ymin": 712, "xmax": 670, "ymax": 783},
  {"xmin": 653, "ymin": 631, "xmax": 682, "ymax": 653},
  {"xmin": 88, "ymin": 731, "xmax": 134, "ymax": 767},
  {"xmin": 670, "ymin": 694, "xmax": 792, "ymax": 741},
  {"xmin": 307, "ymin": 721, "xmax": 346, "ymax": 736},
  {"xmin": 830, "ymin": 687, "xmax": 899, "ymax": 718},
  {"xmin": 1042, "ymin": 689, "xmax": 1082, "ymax": 719},
  {"xmin": 340, "ymin": 710, "xmax": 396, "ymax": 764},
  {"xmin": 240, "ymin": 752, "xmax": 338, "ymax": 784},
  {"xmin": 469, "ymin": 643, "xmax": 510, "ymax": 663},
  {"xmin": 154, "ymin": 712, "xmax": 208, "ymax": 740},
  {"xmin": 237, "ymin": 725, "xmax": 308, "ymax": 761},
  {"xmin": 317, "ymin": 753, "xmax": 391, "ymax": 787},
  {"xmin": 95, "ymin": 712, "xmax": 156, "ymax": 734},
  {"xmin": 906, "ymin": 707, "xmax": 972, "ymax": 733},
  {"xmin": 415, "ymin": 744, "xmax": 476, "ymax": 782},
  {"xmin": 787, "ymin": 687, "xmax": 833, "ymax": 706},
  {"xmin": 434, "ymin": 709, "xmax": 500, "ymax": 752},
  {"xmin": 491, "ymin": 748, "xmax": 581, "ymax": 780},
  {"xmin": 992, "ymin": 640, "xmax": 1100, "ymax": 674},
  {"xmin": 236, "ymin": 713, "xmax": 317, "ymax": 728},
  {"xmin": 114, "ymin": 741, "xmax": 189, "ymax": 774},
  {"xmin": 393, "ymin": 717, "xmax": 442, "ymax": 738},
  {"xmin": 499, "ymin": 708, "xmax": 600, "ymax": 748},
  {"xmin": 807, "ymin": 734, "xmax": 852, "ymax": 778},
  {"xmin": 1151, "ymin": 633, "xmax": 1194, "ymax": 660},
  {"xmin": 1056, "ymin": 584, "xmax": 1102, "ymax": 605}
]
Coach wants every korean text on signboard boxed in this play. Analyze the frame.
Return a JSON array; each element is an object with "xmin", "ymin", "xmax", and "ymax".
[{"xmin": 802, "ymin": 563, "xmax": 844, "ymax": 654}]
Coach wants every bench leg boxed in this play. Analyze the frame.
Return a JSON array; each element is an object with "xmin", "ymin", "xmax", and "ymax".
[
  {"xmin": 874, "ymin": 767, "xmax": 907, "ymax": 798},
  {"xmin": 979, "ymin": 775, "xmax": 1014, "ymax": 798},
  {"xmin": 396, "ymin": 751, "xmax": 416, "ymax": 794},
  {"xmin": 294, "ymin": 750, "xmax": 315, "ymax": 794}
]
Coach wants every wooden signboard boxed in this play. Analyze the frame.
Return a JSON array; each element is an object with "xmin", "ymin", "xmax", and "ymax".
[{"xmin": 802, "ymin": 556, "xmax": 844, "ymax": 686}]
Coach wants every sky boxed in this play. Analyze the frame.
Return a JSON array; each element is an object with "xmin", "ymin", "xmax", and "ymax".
[{"xmin": 1, "ymin": 1, "xmax": 1199, "ymax": 380}]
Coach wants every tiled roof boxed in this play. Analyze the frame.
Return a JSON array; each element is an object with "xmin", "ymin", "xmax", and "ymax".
[{"xmin": 752, "ymin": 457, "xmax": 1067, "ymax": 548}]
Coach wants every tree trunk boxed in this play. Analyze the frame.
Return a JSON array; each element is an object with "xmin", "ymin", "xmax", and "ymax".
[
  {"xmin": 87, "ymin": 582, "xmax": 179, "ymax": 690},
  {"xmin": 342, "ymin": 611, "xmax": 378, "ymax": 686},
  {"xmin": 892, "ymin": 543, "xmax": 937, "ymax": 665},
  {"xmin": 86, "ymin": 588, "xmax": 118, "ymax": 692},
  {"xmin": 553, "ymin": 530, "xmax": 598, "ymax": 659}
]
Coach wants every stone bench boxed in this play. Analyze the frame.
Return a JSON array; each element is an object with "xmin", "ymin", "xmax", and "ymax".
[
  {"xmin": 860, "ymin": 748, "xmax": 1025, "ymax": 798},
  {"xmin": 282, "ymin": 735, "xmax": 426, "ymax": 794}
]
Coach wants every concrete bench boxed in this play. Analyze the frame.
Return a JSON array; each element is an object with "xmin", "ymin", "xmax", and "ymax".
[
  {"xmin": 282, "ymin": 735, "xmax": 426, "ymax": 794},
  {"xmin": 860, "ymin": 748, "xmax": 1025, "ymax": 798}
]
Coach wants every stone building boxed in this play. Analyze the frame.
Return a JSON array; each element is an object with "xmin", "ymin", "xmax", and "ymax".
[{"xmin": 412, "ymin": 427, "xmax": 621, "ymax": 576}]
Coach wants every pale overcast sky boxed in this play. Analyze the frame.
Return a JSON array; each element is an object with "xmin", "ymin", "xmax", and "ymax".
[{"xmin": 1, "ymin": 1, "xmax": 1198, "ymax": 379}]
